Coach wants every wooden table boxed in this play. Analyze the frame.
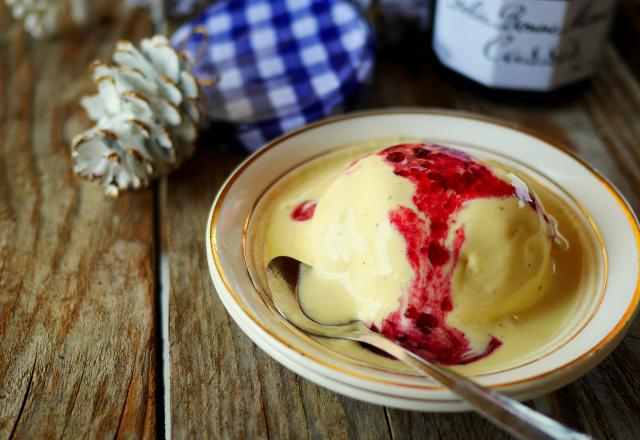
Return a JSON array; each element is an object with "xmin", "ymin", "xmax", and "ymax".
[{"xmin": 1, "ymin": 2, "xmax": 639, "ymax": 439}]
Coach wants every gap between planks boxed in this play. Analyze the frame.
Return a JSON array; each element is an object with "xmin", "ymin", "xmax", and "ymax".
[
  {"xmin": 153, "ymin": 8, "xmax": 171, "ymax": 439},
  {"xmin": 156, "ymin": 177, "xmax": 171, "ymax": 440}
]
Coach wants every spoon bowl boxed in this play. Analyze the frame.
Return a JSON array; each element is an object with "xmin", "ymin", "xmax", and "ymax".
[{"xmin": 265, "ymin": 256, "xmax": 367, "ymax": 338}]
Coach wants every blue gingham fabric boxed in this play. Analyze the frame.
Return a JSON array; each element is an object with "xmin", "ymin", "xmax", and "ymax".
[{"xmin": 172, "ymin": 0, "xmax": 374, "ymax": 150}]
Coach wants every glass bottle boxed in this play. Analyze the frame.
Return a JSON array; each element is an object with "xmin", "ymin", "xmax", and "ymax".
[{"xmin": 431, "ymin": 0, "xmax": 617, "ymax": 92}]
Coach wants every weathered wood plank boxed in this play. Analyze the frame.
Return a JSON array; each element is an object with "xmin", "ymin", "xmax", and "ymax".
[
  {"xmin": 0, "ymin": 6, "xmax": 158, "ymax": 439},
  {"xmin": 165, "ymin": 143, "xmax": 391, "ymax": 439},
  {"xmin": 386, "ymin": 408, "xmax": 510, "ymax": 440}
]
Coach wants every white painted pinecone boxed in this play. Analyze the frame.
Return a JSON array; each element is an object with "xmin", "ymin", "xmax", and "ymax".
[
  {"xmin": 72, "ymin": 35, "xmax": 202, "ymax": 197},
  {"xmin": 5, "ymin": 0, "xmax": 90, "ymax": 38}
]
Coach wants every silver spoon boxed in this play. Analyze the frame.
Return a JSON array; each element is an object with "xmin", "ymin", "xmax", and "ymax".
[{"xmin": 266, "ymin": 256, "xmax": 592, "ymax": 440}]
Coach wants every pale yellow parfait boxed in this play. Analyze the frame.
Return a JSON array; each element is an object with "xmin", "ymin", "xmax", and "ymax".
[
  {"xmin": 449, "ymin": 171, "xmax": 555, "ymax": 327},
  {"xmin": 298, "ymin": 155, "xmax": 415, "ymax": 327},
  {"xmin": 297, "ymin": 149, "xmax": 555, "ymax": 358}
]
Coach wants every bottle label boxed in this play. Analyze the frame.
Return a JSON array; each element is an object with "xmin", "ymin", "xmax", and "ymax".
[{"xmin": 432, "ymin": 0, "xmax": 616, "ymax": 91}]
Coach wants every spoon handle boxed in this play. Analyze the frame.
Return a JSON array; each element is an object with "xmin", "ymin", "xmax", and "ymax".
[{"xmin": 357, "ymin": 332, "xmax": 592, "ymax": 440}]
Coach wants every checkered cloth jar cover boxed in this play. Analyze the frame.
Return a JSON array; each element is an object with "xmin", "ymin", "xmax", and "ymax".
[{"xmin": 172, "ymin": 0, "xmax": 374, "ymax": 150}]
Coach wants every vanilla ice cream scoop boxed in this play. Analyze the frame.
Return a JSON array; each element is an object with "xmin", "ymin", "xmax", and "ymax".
[
  {"xmin": 297, "ymin": 143, "xmax": 555, "ymax": 364},
  {"xmin": 450, "ymin": 194, "xmax": 553, "ymax": 324},
  {"xmin": 299, "ymin": 153, "xmax": 416, "ymax": 326}
]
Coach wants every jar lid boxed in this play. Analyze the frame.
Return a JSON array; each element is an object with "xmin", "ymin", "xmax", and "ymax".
[{"xmin": 172, "ymin": 0, "xmax": 375, "ymax": 150}]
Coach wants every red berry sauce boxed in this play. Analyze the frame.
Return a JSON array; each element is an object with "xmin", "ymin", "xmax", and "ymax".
[
  {"xmin": 291, "ymin": 199, "xmax": 317, "ymax": 221},
  {"xmin": 376, "ymin": 143, "xmax": 528, "ymax": 364}
]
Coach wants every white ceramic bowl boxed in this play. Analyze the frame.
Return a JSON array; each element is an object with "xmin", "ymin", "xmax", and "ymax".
[{"xmin": 206, "ymin": 109, "xmax": 640, "ymax": 411}]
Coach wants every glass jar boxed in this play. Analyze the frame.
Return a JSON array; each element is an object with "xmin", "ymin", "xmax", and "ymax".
[{"xmin": 432, "ymin": 0, "xmax": 617, "ymax": 91}]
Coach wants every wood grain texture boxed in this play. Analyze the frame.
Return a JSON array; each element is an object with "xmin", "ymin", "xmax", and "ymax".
[
  {"xmin": 0, "ymin": 6, "xmax": 158, "ymax": 439},
  {"xmin": 167, "ymin": 45, "xmax": 640, "ymax": 440}
]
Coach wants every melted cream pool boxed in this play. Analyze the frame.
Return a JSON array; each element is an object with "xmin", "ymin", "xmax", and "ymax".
[{"xmin": 246, "ymin": 138, "xmax": 603, "ymax": 376}]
